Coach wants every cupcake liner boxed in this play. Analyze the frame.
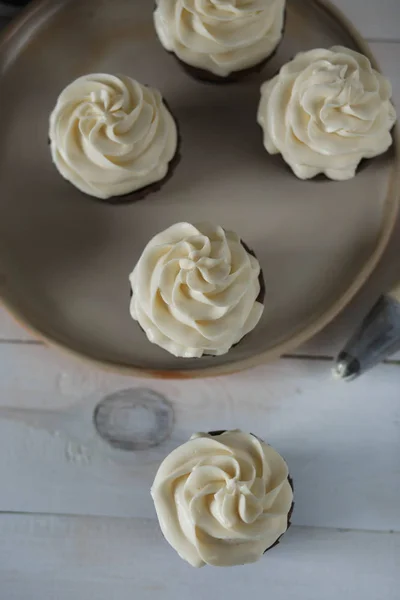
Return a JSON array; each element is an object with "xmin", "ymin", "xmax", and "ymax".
[{"xmin": 208, "ymin": 429, "xmax": 294, "ymax": 555}]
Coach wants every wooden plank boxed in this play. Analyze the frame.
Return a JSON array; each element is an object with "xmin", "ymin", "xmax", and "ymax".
[
  {"xmin": 0, "ymin": 514, "xmax": 399, "ymax": 600},
  {"xmin": 0, "ymin": 343, "xmax": 399, "ymax": 531},
  {"xmin": 332, "ymin": 0, "xmax": 400, "ymax": 41}
]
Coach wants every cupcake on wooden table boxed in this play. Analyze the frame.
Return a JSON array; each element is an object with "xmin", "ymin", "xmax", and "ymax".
[
  {"xmin": 257, "ymin": 46, "xmax": 397, "ymax": 180},
  {"xmin": 154, "ymin": 0, "xmax": 286, "ymax": 83},
  {"xmin": 151, "ymin": 430, "xmax": 293, "ymax": 567},
  {"xmin": 49, "ymin": 74, "xmax": 179, "ymax": 201},
  {"xmin": 129, "ymin": 222, "xmax": 264, "ymax": 357}
]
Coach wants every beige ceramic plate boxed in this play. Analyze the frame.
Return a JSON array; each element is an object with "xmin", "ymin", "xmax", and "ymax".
[{"xmin": 0, "ymin": 0, "xmax": 398, "ymax": 378}]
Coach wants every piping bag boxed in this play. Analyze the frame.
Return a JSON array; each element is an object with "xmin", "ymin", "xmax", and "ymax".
[{"xmin": 334, "ymin": 281, "xmax": 400, "ymax": 381}]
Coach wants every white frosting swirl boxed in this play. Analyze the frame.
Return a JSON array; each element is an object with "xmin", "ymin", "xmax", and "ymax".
[
  {"xmin": 154, "ymin": 0, "xmax": 285, "ymax": 77},
  {"xmin": 129, "ymin": 222, "xmax": 263, "ymax": 358},
  {"xmin": 49, "ymin": 74, "xmax": 178, "ymax": 199},
  {"xmin": 257, "ymin": 46, "xmax": 397, "ymax": 180},
  {"xmin": 151, "ymin": 430, "xmax": 293, "ymax": 567}
]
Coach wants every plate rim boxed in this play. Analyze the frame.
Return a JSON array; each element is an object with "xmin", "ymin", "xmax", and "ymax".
[{"xmin": 0, "ymin": 0, "xmax": 399, "ymax": 379}]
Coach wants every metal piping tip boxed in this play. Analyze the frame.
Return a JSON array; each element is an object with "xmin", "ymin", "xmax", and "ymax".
[{"xmin": 332, "ymin": 352, "xmax": 361, "ymax": 382}]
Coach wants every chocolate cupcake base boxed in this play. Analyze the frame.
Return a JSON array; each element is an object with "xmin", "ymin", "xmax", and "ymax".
[{"xmin": 241, "ymin": 240, "xmax": 265, "ymax": 306}]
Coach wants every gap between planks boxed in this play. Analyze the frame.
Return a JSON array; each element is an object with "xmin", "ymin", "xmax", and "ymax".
[{"xmin": 0, "ymin": 510, "xmax": 398, "ymax": 537}]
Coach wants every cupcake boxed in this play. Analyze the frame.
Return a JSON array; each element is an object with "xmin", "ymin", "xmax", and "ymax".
[
  {"xmin": 257, "ymin": 46, "xmax": 397, "ymax": 180},
  {"xmin": 129, "ymin": 222, "xmax": 264, "ymax": 358},
  {"xmin": 154, "ymin": 0, "xmax": 286, "ymax": 83},
  {"xmin": 49, "ymin": 74, "xmax": 179, "ymax": 201},
  {"xmin": 151, "ymin": 430, "xmax": 293, "ymax": 567}
]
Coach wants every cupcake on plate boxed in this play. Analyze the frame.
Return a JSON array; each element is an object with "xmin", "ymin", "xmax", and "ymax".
[
  {"xmin": 129, "ymin": 222, "xmax": 264, "ymax": 358},
  {"xmin": 151, "ymin": 429, "xmax": 293, "ymax": 567},
  {"xmin": 154, "ymin": 0, "xmax": 286, "ymax": 83},
  {"xmin": 49, "ymin": 74, "xmax": 179, "ymax": 201},
  {"xmin": 257, "ymin": 46, "xmax": 397, "ymax": 180}
]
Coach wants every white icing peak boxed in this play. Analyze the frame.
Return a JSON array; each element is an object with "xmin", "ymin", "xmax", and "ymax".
[
  {"xmin": 151, "ymin": 430, "xmax": 293, "ymax": 567},
  {"xmin": 49, "ymin": 74, "xmax": 177, "ymax": 199},
  {"xmin": 154, "ymin": 0, "xmax": 285, "ymax": 77},
  {"xmin": 129, "ymin": 222, "xmax": 264, "ymax": 358},
  {"xmin": 257, "ymin": 46, "xmax": 397, "ymax": 180}
]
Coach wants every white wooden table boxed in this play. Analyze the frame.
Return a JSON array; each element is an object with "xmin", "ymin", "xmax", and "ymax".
[{"xmin": 1, "ymin": 2, "xmax": 400, "ymax": 598}]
